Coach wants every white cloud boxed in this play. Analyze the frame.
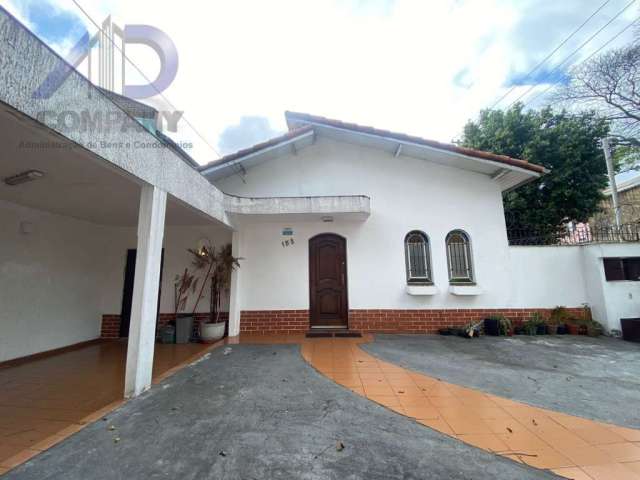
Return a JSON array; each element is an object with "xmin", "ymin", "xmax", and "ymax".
[
  {"xmin": 7, "ymin": 0, "xmax": 639, "ymax": 163},
  {"xmin": 218, "ymin": 116, "xmax": 284, "ymax": 155}
]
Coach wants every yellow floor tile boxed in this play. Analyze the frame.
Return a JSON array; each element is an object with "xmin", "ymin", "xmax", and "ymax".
[
  {"xmin": 625, "ymin": 463, "xmax": 640, "ymax": 475},
  {"xmin": 560, "ymin": 446, "xmax": 615, "ymax": 467},
  {"xmin": 445, "ymin": 417, "xmax": 493, "ymax": 435},
  {"xmin": 497, "ymin": 431, "xmax": 550, "ymax": 452},
  {"xmin": 582, "ymin": 463, "xmax": 640, "ymax": 480},
  {"xmin": 418, "ymin": 418, "xmax": 455, "ymax": 435},
  {"xmin": 551, "ymin": 467, "xmax": 595, "ymax": 480},
  {"xmin": 403, "ymin": 405, "xmax": 440, "ymax": 420},
  {"xmin": 609, "ymin": 427, "xmax": 640, "ymax": 442},
  {"xmin": 597, "ymin": 443, "xmax": 640, "ymax": 463},
  {"xmin": 457, "ymin": 433, "xmax": 510, "ymax": 452},
  {"xmin": 573, "ymin": 426, "xmax": 628, "ymax": 446},
  {"xmin": 518, "ymin": 448, "xmax": 575, "ymax": 469},
  {"xmin": 367, "ymin": 395, "xmax": 401, "ymax": 408},
  {"xmin": 363, "ymin": 384, "xmax": 396, "ymax": 396}
]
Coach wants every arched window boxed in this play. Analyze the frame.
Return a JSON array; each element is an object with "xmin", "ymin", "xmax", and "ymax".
[
  {"xmin": 405, "ymin": 231, "xmax": 432, "ymax": 284},
  {"xmin": 446, "ymin": 230, "xmax": 474, "ymax": 283}
]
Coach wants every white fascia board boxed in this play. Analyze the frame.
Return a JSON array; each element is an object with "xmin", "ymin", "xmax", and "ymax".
[
  {"xmin": 200, "ymin": 130, "xmax": 315, "ymax": 176},
  {"xmin": 298, "ymin": 120, "xmax": 544, "ymax": 179}
]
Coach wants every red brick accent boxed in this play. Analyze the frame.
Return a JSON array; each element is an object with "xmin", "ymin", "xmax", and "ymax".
[
  {"xmin": 239, "ymin": 308, "xmax": 588, "ymax": 334},
  {"xmin": 240, "ymin": 310, "xmax": 310, "ymax": 335},
  {"xmin": 101, "ymin": 312, "xmax": 229, "ymax": 339},
  {"xmin": 100, "ymin": 315, "xmax": 122, "ymax": 339}
]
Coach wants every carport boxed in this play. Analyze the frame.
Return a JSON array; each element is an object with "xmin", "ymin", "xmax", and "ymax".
[{"xmin": 0, "ymin": 99, "xmax": 233, "ymax": 468}]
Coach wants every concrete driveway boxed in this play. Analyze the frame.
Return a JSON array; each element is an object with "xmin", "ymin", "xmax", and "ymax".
[
  {"xmin": 364, "ymin": 335, "xmax": 640, "ymax": 428},
  {"xmin": 4, "ymin": 343, "xmax": 554, "ymax": 480}
]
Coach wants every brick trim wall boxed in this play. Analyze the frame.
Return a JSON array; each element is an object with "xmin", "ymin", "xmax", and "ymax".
[
  {"xmin": 101, "ymin": 312, "xmax": 229, "ymax": 339},
  {"xmin": 239, "ymin": 308, "xmax": 588, "ymax": 335},
  {"xmin": 240, "ymin": 310, "xmax": 310, "ymax": 335}
]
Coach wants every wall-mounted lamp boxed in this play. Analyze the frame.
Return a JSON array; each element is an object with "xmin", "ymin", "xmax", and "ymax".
[
  {"xmin": 4, "ymin": 170, "xmax": 45, "ymax": 186},
  {"xmin": 196, "ymin": 237, "xmax": 212, "ymax": 256}
]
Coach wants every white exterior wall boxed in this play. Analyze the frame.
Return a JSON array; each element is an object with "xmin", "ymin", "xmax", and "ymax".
[
  {"xmin": 217, "ymin": 138, "xmax": 514, "ymax": 310},
  {"xmin": 100, "ymin": 226, "xmax": 232, "ymax": 316},
  {"xmin": 0, "ymin": 200, "xmax": 108, "ymax": 362},
  {"xmin": 581, "ymin": 244, "xmax": 640, "ymax": 332},
  {"xmin": 0, "ymin": 199, "xmax": 231, "ymax": 362},
  {"xmin": 502, "ymin": 245, "xmax": 639, "ymax": 332},
  {"xmin": 507, "ymin": 247, "xmax": 588, "ymax": 308},
  {"xmin": 216, "ymin": 138, "xmax": 638, "ymax": 332}
]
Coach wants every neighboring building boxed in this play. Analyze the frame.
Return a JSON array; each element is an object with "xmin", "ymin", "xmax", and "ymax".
[
  {"xmin": 0, "ymin": 7, "xmax": 637, "ymax": 399},
  {"xmin": 591, "ymin": 173, "xmax": 640, "ymax": 227}
]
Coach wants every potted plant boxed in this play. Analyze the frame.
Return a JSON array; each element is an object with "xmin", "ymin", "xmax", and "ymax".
[
  {"xmin": 173, "ymin": 268, "xmax": 199, "ymax": 344},
  {"xmin": 566, "ymin": 317, "xmax": 580, "ymax": 335},
  {"xmin": 549, "ymin": 307, "xmax": 570, "ymax": 335},
  {"xmin": 546, "ymin": 313, "xmax": 558, "ymax": 335},
  {"xmin": 190, "ymin": 243, "xmax": 241, "ymax": 343},
  {"xmin": 524, "ymin": 313, "xmax": 541, "ymax": 335},
  {"xmin": 586, "ymin": 320, "xmax": 604, "ymax": 337},
  {"xmin": 499, "ymin": 316, "xmax": 513, "ymax": 336},
  {"xmin": 484, "ymin": 315, "xmax": 501, "ymax": 336},
  {"xmin": 566, "ymin": 316, "xmax": 589, "ymax": 335},
  {"xmin": 460, "ymin": 321, "xmax": 481, "ymax": 338}
]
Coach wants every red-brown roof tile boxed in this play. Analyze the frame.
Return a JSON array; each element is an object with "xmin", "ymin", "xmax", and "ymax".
[
  {"xmin": 285, "ymin": 111, "xmax": 546, "ymax": 175},
  {"xmin": 199, "ymin": 125, "xmax": 314, "ymax": 172}
]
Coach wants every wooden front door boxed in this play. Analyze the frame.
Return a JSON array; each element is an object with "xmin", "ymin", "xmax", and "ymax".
[{"xmin": 309, "ymin": 234, "xmax": 348, "ymax": 328}]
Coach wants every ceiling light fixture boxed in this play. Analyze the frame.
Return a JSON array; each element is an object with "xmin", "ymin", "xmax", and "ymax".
[{"xmin": 3, "ymin": 170, "xmax": 45, "ymax": 186}]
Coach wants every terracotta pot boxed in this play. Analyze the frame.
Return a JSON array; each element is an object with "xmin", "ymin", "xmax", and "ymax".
[{"xmin": 566, "ymin": 324, "xmax": 580, "ymax": 335}]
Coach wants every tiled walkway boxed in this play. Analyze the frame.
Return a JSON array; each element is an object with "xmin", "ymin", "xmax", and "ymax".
[
  {"xmin": 0, "ymin": 340, "xmax": 213, "ymax": 474},
  {"xmin": 2, "ymin": 335, "xmax": 640, "ymax": 479},
  {"xmin": 241, "ymin": 334, "xmax": 640, "ymax": 480}
]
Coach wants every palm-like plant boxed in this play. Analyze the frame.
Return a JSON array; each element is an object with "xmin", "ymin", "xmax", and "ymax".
[
  {"xmin": 174, "ymin": 268, "xmax": 199, "ymax": 317},
  {"xmin": 188, "ymin": 243, "xmax": 241, "ymax": 324}
]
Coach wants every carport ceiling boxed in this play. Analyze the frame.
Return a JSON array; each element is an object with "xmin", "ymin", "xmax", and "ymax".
[{"xmin": 0, "ymin": 104, "xmax": 211, "ymax": 226}]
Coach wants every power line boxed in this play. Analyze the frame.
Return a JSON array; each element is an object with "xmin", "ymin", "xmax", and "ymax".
[
  {"xmin": 69, "ymin": 0, "xmax": 223, "ymax": 162},
  {"xmin": 522, "ymin": 15, "xmax": 640, "ymax": 108},
  {"xmin": 487, "ymin": 0, "xmax": 613, "ymax": 110},
  {"xmin": 505, "ymin": 0, "xmax": 637, "ymax": 109}
]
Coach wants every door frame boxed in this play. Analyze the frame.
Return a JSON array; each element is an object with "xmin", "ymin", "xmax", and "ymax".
[
  {"xmin": 308, "ymin": 233, "xmax": 349, "ymax": 329},
  {"xmin": 119, "ymin": 248, "xmax": 165, "ymax": 337}
]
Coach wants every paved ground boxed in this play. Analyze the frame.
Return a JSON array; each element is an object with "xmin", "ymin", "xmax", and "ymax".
[
  {"xmin": 364, "ymin": 335, "xmax": 640, "ymax": 428},
  {"xmin": 5, "ymin": 344, "xmax": 555, "ymax": 479}
]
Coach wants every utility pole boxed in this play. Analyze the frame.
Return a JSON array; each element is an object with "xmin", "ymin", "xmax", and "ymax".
[{"xmin": 602, "ymin": 137, "xmax": 622, "ymax": 229}]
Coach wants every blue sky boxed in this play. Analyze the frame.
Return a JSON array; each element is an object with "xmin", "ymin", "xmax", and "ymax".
[
  {"xmin": 19, "ymin": 0, "xmax": 86, "ymax": 49},
  {"xmin": 3, "ymin": 0, "xmax": 638, "ymax": 164}
]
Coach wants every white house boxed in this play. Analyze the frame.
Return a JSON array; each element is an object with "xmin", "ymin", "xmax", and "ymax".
[{"xmin": 0, "ymin": 6, "xmax": 637, "ymax": 399}]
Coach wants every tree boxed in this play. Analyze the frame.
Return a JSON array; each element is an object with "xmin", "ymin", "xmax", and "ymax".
[
  {"xmin": 555, "ymin": 44, "xmax": 640, "ymax": 172},
  {"xmin": 462, "ymin": 104, "xmax": 610, "ymax": 231}
]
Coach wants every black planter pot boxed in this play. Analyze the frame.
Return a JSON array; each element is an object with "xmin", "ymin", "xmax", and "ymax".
[
  {"xmin": 484, "ymin": 318, "xmax": 500, "ymax": 336},
  {"xmin": 536, "ymin": 324, "xmax": 547, "ymax": 335},
  {"xmin": 556, "ymin": 324, "xmax": 568, "ymax": 335}
]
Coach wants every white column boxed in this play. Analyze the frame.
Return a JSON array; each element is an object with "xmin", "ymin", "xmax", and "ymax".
[
  {"xmin": 124, "ymin": 184, "xmax": 167, "ymax": 398},
  {"xmin": 228, "ymin": 230, "xmax": 243, "ymax": 337}
]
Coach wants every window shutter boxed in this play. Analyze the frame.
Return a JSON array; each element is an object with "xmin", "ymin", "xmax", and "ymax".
[
  {"xmin": 603, "ymin": 258, "xmax": 625, "ymax": 281},
  {"xmin": 623, "ymin": 258, "xmax": 640, "ymax": 281}
]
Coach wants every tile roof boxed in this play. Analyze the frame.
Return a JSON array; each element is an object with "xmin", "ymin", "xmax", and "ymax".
[
  {"xmin": 198, "ymin": 126, "xmax": 314, "ymax": 172},
  {"xmin": 285, "ymin": 111, "xmax": 546, "ymax": 175}
]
